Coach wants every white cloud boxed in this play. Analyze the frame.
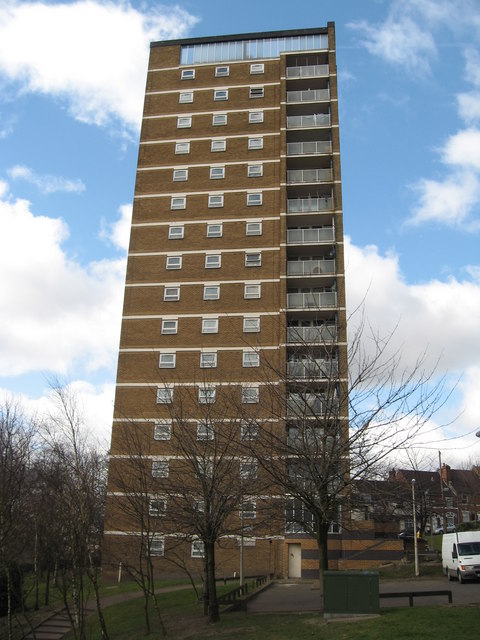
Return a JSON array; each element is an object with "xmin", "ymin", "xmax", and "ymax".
[
  {"xmin": 7, "ymin": 164, "xmax": 86, "ymax": 194},
  {"xmin": 0, "ymin": 181, "xmax": 126, "ymax": 377},
  {"xmin": 100, "ymin": 203, "xmax": 132, "ymax": 252},
  {"xmin": 0, "ymin": 1, "xmax": 198, "ymax": 133}
]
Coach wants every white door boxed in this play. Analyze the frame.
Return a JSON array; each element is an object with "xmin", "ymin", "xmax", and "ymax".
[{"xmin": 288, "ymin": 543, "xmax": 302, "ymax": 578}]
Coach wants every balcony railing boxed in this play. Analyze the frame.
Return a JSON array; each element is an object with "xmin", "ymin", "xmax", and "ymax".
[
  {"xmin": 287, "ymin": 325, "xmax": 337, "ymax": 343},
  {"xmin": 287, "ymin": 140, "xmax": 331, "ymax": 156},
  {"xmin": 287, "ymin": 393, "xmax": 339, "ymax": 417},
  {"xmin": 287, "ymin": 197, "xmax": 333, "ymax": 213},
  {"xmin": 286, "ymin": 65, "xmax": 329, "ymax": 78},
  {"xmin": 287, "ymin": 227, "xmax": 334, "ymax": 243},
  {"xmin": 287, "ymin": 292, "xmax": 337, "ymax": 309},
  {"xmin": 287, "ymin": 114, "xmax": 330, "ymax": 129},
  {"xmin": 287, "ymin": 168, "xmax": 332, "ymax": 184},
  {"xmin": 287, "ymin": 359, "xmax": 338, "ymax": 378},
  {"xmin": 287, "ymin": 88, "xmax": 330, "ymax": 103},
  {"xmin": 287, "ymin": 260, "xmax": 335, "ymax": 276}
]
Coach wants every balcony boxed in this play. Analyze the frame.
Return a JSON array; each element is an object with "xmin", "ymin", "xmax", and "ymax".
[
  {"xmin": 286, "ymin": 65, "xmax": 329, "ymax": 78},
  {"xmin": 287, "ymin": 227, "xmax": 334, "ymax": 244},
  {"xmin": 287, "ymin": 169, "xmax": 332, "ymax": 185},
  {"xmin": 287, "ymin": 197, "xmax": 333, "ymax": 213},
  {"xmin": 287, "ymin": 359, "xmax": 338, "ymax": 378},
  {"xmin": 287, "ymin": 88, "xmax": 330, "ymax": 103},
  {"xmin": 287, "ymin": 140, "xmax": 331, "ymax": 156},
  {"xmin": 287, "ymin": 292, "xmax": 337, "ymax": 309},
  {"xmin": 287, "ymin": 114, "xmax": 330, "ymax": 129},
  {"xmin": 287, "ymin": 393, "xmax": 325, "ymax": 416},
  {"xmin": 287, "ymin": 325, "xmax": 337, "ymax": 343},
  {"xmin": 287, "ymin": 260, "xmax": 335, "ymax": 276}
]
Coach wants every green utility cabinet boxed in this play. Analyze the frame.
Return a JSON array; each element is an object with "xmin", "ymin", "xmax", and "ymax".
[{"xmin": 323, "ymin": 571, "xmax": 379, "ymax": 615}]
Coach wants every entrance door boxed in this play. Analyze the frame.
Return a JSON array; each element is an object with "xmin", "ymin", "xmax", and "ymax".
[{"xmin": 288, "ymin": 543, "xmax": 302, "ymax": 578}]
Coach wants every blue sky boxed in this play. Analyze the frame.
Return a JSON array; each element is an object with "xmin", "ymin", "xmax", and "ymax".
[{"xmin": 1, "ymin": 0, "xmax": 480, "ymax": 464}]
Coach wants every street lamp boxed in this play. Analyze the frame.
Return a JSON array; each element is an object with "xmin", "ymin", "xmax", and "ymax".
[{"xmin": 411, "ymin": 479, "xmax": 419, "ymax": 577}]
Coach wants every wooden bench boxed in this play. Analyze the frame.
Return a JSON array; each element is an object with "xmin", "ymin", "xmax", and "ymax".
[{"xmin": 380, "ymin": 590, "xmax": 452, "ymax": 607}]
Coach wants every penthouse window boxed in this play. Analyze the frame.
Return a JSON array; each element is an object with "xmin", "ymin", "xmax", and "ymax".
[
  {"xmin": 214, "ymin": 89, "xmax": 228, "ymax": 101},
  {"xmin": 177, "ymin": 116, "xmax": 192, "ymax": 128},
  {"xmin": 212, "ymin": 113, "xmax": 227, "ymax": 126}
]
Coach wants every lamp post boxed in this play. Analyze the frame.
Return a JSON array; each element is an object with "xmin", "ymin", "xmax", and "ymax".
[{"xmin": 411, "ymin": 479, "xmax": 419, "ymax": 577}]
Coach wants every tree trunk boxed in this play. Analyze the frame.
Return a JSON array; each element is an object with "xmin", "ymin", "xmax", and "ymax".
[
  {"xmin": 316, "ymin": 518, "xmax": 330, "ymax": 582},
  {"xmin": 206, "ymin": 542, "xmax": 219, "ymax": 623},
  {"xmin": 45, "ymin": 565, "xmax": 51, "ymax": 606}
]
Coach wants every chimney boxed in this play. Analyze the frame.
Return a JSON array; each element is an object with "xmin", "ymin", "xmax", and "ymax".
[
  {"xmin": 388, "ymin": 468, "xmax": 396, "ymax": 481},
  {"xmin": 441, "ymin": 464, "xmax": 451, "ymax": 483}
]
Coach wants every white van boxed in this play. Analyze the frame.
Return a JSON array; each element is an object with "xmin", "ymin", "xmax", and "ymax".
[{"xmin": 442, "ymin": 531, "xmax": 480, "ymax": 583}]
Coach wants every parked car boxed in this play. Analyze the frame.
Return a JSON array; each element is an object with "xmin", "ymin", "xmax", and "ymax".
[
  {"xmin": 434, "ymin": 525, "xmax": 456, "ymax": 535},
  {"xmin": 398, "ymin": 528, "xmax": 415, "ymax": 539}
]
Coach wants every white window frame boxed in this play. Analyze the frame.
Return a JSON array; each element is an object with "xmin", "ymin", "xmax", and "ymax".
[
  {"xmin": 177, "ymin": 116, "xmax": 192, "ymax": 128},
  {"xmin": 245, "ymin": 252, "xmax": 261, "ymax": 267},
  {"xmin": 200, "ymin": 352, "xmax": 217, "ymax": 368},
  {"xmin": 173, "ymin": 169, "xmax": 188, "ymax": 181},
  {"xmin": 240, "ymin": 459, "xmax": 258, "ymax": 479},
  {"xmin": 161, "ymin": 319, "xmax": 178, "ymax": 335},
  {"xmin": 242, "ymin": 386, "xmax": 259, "ymax": 404},
  {"xmin": 209, "ymin": 166, "xmax": 225, "ymax": 179},
  {"xmin": 243, "ymin": 351, "xmax": 260, "ymax": 367},
  {"xmin": 166, "ymin": 255, "xmax": 182, "ymax": 269},
  {"xmin": 207, "ymin": 223, "xmax": 223, "ymax": 238},
  {"xmin": 199, "ymin": 386, "xmax": 216, "ymax": 404},
  {"xmin": 247, "ymin": 192, "xmax": 263, "ymax": 206},
  {"xmin": 181, "ymin": 68, "xmax": 195, "ymax": 80},
  {"xmin": 215, "ymin": 65, "xmax": 229, "ymax": 77},
  {"xmin": 248, "ymin": 137, "xmax": 264, "ymax": 150},
  {"xmin": 214, "ymin": 89, "xmax": 228, "ymax": 101},
  {"xmin": 154, "ymin": 421, "xmax": 172, "ymax": 440},
  {"xmin": 212, "ymin": 113, "xmax": 227, "ymax": 126},
  {"xmin": 152, "ymin": 460, "xmax": 169, "ymax": 477},
  {"xmin": 149, "ymin": 536, "xmax": 165, "ymax": 557},
  {"xmin": 156, "ymin": 387, "xmax": 173, "ymax": 404},
  {"xmin": 149, "ymin": 497, "xmax": 167, "ymax": 516},
  {"xmin": 241, "ymin": 422, "xmax": 258, "ymax": 440},
  {"xmin": 175, "ymin": 141, "xmax": 190, "ymax": 155},
  {"xmin": 246, "ymin": 221, "xmax": 262, "ymax": 236},
  {"xmin": 202, "ymin": 318, "xmax": 219, "ymax": 333},
  {"xmin": 211, "ymin": 139, "xmax": 226, "ymax": 152},
  {"xmin": 239, "ymin": 499, "xmax": 257, "ymax": 519},
  {"xmin": 164, "ymin": 286, "xmax": 180, "ymax": 301},
  {"xmin": 244, "ymin": 284, "xmax": 261, "ymax": 299},
  {"xmin": 249, "ymin": 111, "xmax": 264, "ymax": 123},
  {"xmin": 171, "ymin": 196, "xmax": 186, "ymax": 210},
  {"xmin": 179, "ymin": 91, "xmax": 193, "ymax": 103},
  {"xmin": 204, "ymin": 285, "xmax": 220, "ymax": 300},
  {"xmin": 191, "ymin": 539, "xmax": 205, "ymax": 558},
  {"xmin": 248, "ymin": 164, "xmax": 263, "ymax": 177},
  {"xmin": 208, "ymin": 194, "xmax": 224, "ymax": 208},
  {"xmin": 250, "ymin": 63, "xmax": 264, "ymax": 74},
  {"xmin": 197, "ymin": 421, "xmax": 215, "ymax": 439},
  {"xmin": 249, "ymin": 86, "xmax": 265, "ymax": 98},
  {"xmin": 159, "ymin": 353, "xmax": 176, "ymax": 368},
  {"xmin": 205, "ymin": 254, "xmax": 221, "ymax": 268},
  {"xmin": 168, "ymin": 225, "xmax": 184, "ymax": 239},
  {"xmin": 243, "ymin": 317, "xmax": 260, "ymax": 333}
]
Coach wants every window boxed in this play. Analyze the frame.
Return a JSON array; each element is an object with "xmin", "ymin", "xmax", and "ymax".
[
  {"xmin": 210, "ymin": 166, "xmax": 225, "ymax": 179},
  {"xmin": 152, "ymin": 460, "xmax": 169, "ymax": 477},
  {"xmin": 248, "ymin": 137, "xmax": 263, "ymax": 150},
  {"xmin": 171, "ymin": 196, "xmax": 186, "ymax": 210},
  {"xmin": 168, "ymin": 225, "xmax": 184, "ymax": 239},
  {"xmin": 207, "ymin": 223, "xmax": 222, "ymax": 237},
  {"xmin": 212, "ymin": 113, "xmax": 227, "ymax": 126},
  {"xmin": 159, "ymin": 353, "xmax": 176, "ymax": 368},
  {"xmin": 214, "ymin": 89, "xmax": 228, "ymax": 101},
  {"xmin": 204, "ymin": 285, "xmax": 220, "ymax": 300},
  {"xmin": 243, "ymin": 317, "xmax": 260, "ymax": 332},
  {"xmin": 164, "ymin": 286, "xmax": 180, "ymax": 301},
  {"xmin": 205, "ymin": 254, "xmax": 221, "ymax": 268},
  {"xmin": 177, "ymin": 116, "xmax": 192, "ymax": 128},
  {"xmin": 173, "ymin": 169, "xmax": 188, "ymax": 181},
  {"xmin": 242, "ymin": 386, "xmax": 259, "ymax": 403},
  {"xmin": 197, "ymin": 421, "xmax": 214, "ymax": 439},
  {"xmin": 181, "ymin": 68, "xmax": 195, "ymax": 80},
  {"xmin": 179, "ymin": 91, "xmax": 193, "ymax": 103},
  {"xmin": 246, "ymin": 221, "xmax": 262, "ymax": 236},
  {"xmin": 199, "ymin": 386, "xmax": 216, "ymax": 404},
  {"xmin": 166, "ymin": 255, "xmax": 182, "ymax": 269},
  {"xmin": 247, "ymin": 193, "xmax": 263, "ymax": 206},
  {"xmin": 250, "ymin": 63, "xmax": 264, "ymax": 74},
  {"xmin": 156, "ymin": 387, "xmax": 173, "ymax": 404},
  {"xmin": 194, "ymin": 500, "xmax": 205, "ymax": 513},
  {"xmin": 249, "ymin": 111, "xmax": 264, "ymax": 123},
  {"xmin": 244, "ymin": 284, "xmax": 261, "ymax": 299},
  {"xmin": 200, "ymin": 352, "xmax": 217, "ymax": 368},
  {"xmin": 240, "ymin": 459, "xmax": 258, "ymax": 479},
  {"xmin": 243, "ymin": 351, "xmax": 260, "ymax": 367},
  {"xmin": 248, "ymin": 164, "xmax": 263, "ymax": 177},
  {"xmin": 245, "ymin": 252, "xmax": 261, "ymax": 267},
  {"xmin": 239, "ymin": 500, "xmax": 256, "ymax": 519},
  {"xmin": 211, "ymin": 139, "xmax": 226, "ymax": 152},
  {"xmin": 154, "ymin": 421, "xmax": 171, "ymax": 440},
  {"xmin": 202, "ymin": 318, "xmax": 219, "ymax": 333},
  {"xmin": 208, "ymin": 194, "xmax": 224, "ymax": 208},
  {"xmin": 149, "ymin": 498, "xmax": 166, "ymax": 516},
  {"xmin": 191, "ymin": 539, "xmax": 205, "ymax": 558},
  {"xmin": 215, "ymin": 65, "xmax": 229, "ymax": 77},
  {"xmin": 161, "ymin": 319, "xmax": 178, "ymax": 334},
  {"xmin": 249, "ymin": 86, "xmax": 264, "ymax": 98},
  {"xmin": 241, "ymin": 421, "xmax": 258, "ymax": 440},
  {"xmin": 149, "ymin": 536, "xmax": 165, "ymax": 556},
  {"xmin": 175, "ymin": 141, "xmax": 190, "ymax": 154}
]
